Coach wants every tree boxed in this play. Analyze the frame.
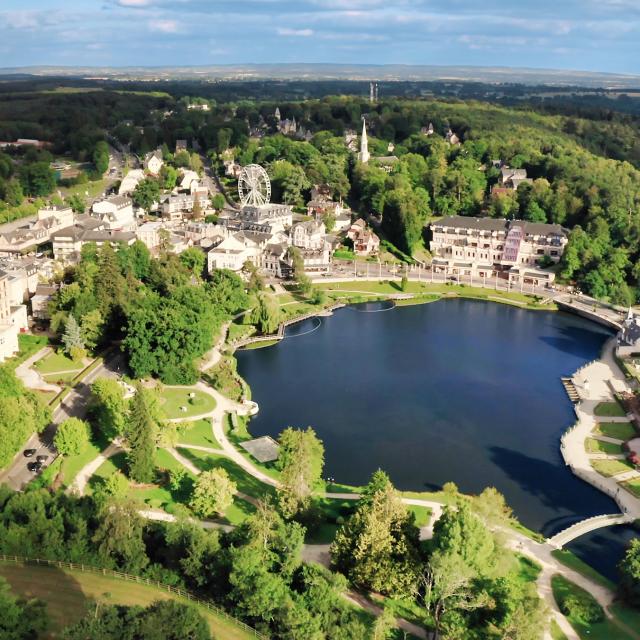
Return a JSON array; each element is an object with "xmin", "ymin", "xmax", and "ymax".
[
  {"xmin": 61, "ymin": 314, "xmax": 85, "ymax": 359},
  {"xmin": 331, "ymin": 470, "xmax": 421, "ymax": 596},
  {"xmin": 179, "ymin": 247, "xmax": 206, "ymax": 278},
  {"xmin": 619, "ymin": 538, "xmax": 640, "ymax": 607},
  {"xmin": 4, "ymin": 178, "xmax": 24, "ymax": 206},
  {"xmin": 93, "ymin": 141, "xmax": 110, "ymax": 176},
  {"xmin": 0, "ymin": 576, "xmax": 49, "ymax": 640},
  {"xmin": 160, "ymin": 165, "xmax": 178, "ymax": 190},
  {"xmin": 94, "ymin": 471, "xmax": 129, "ymax": 505},
  {"xmin": 67, "ymin": 193, "xmax": 86, "ymax": 213},
  {"xmin": 190, "ymin": 152, "xmax": 203, "ymax": 175},
  {"xmin": 92, "ymin": 499, "xmax": 150, "ymax": 572},
  {"xmin": 276, "ymin": 427, "xmax": 325, "ymax": 518},
  {"xmin": 79, "ymin": 308, "xmax": 104, "ymax": 351},
  {"xmin": 61, "ymin": 601, "xmax": 210, "ymax": 640},
  {"xmin": 90, "ymin": 378, "xmax": 127, "ymax": 440},
  {"xmin": 132, "ymin": 178, "xmax": 160, "ymax": 212},
  {"xmin": 19, "ymin": 162, "xmax": 56, "ymax": 197},
  {"xmin": 0, "ymin": 365, "xmax": 51, "ymax": 468},
  {"xmin": 54, "ymin": 418, "xmax": 90, "ymax": 457},
  {"xmin": 251, "ymin": 292, "xmax": 281, "ymax": 334},
  {"xmin": 211, "ymin": 193, "xmax": 225, "ymax": 210},
  {"xmin": 189, "ymin": 468, "xmax": 237, "ymax": 518},
  {"xmin": 125, "ymin": 383, "xmax": 157, "ymax": 483}
]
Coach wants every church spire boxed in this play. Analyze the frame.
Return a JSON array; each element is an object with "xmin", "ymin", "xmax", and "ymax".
[{"xmin": 358, "ymin": 119, "xmax": 370, "ymax": 164}]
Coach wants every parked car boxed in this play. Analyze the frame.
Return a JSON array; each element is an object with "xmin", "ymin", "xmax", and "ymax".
[
  {"xmin": 23, "ymin": 449, "xmax": 36, "ymax": 458},
  {"xmin": 27, "ymin": 461, "xmax": 42, "ymax": 473},
  {"xmin": 36, "ymin": 455, "xmax": 48, "ymax": 463}
]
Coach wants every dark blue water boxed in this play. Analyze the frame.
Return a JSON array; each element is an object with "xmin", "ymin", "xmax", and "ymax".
[
  {"xmin": 236, "ymin": 299, "xmax": 617, "ymax": 537},
  {"xmin": 567, "ymin": 524, "xmax": 639, "ymax": 582}
]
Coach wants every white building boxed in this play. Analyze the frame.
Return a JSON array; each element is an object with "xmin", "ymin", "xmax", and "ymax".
[
  {"xmin": 207, "ymin": 233, "xmax": 260, "ymax": 273},
  {"xmin": 143, "ymin": 150, "xmax": 164, "ymax": 176},
  {"xmin": 237, "ymin": 204, "xmax": 293, "ymax": 233},
  {"xmin": 118, "ymin": 169, "xmax": 145, "ymax": 196},
  {"xmin": 292, "ymin": 220, "xmax": 327, "ymax": 250},
  {"xmin": 357, "ymin": 119, "xmax": 370, "ymax": 164},
  {"xmin": 429, "ymin": 216, "xmax": 567, "ymax": 283},
  {"xmin": 0, "ymin": 270, "xmax": 28, "ymax": 363},
  {"xmin": 161, "ymin": 191, "xmax": 210, "ymax": 220},
  {"xmin": 136, "ymin": 221, "xmax": 166, "ymax": 251},
  {"xmin": 179, "ymin": 169, "xmax": 200, "ymax": 191},
  {"xmin": 92, "ymin": 195, "xmax": 136, "ymax": 232}
]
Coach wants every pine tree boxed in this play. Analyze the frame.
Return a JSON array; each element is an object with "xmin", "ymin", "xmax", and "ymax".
[
  {"xmin": 94, "ymin": 242, "xmax": 125, "ymax": 320},
  {"xmin": 126, "ymin": 383, "xmax": 156, "ymax": 483},
  {"xmin": 62, "ymin": 314, "xmax": 84, "ymax": 356}
]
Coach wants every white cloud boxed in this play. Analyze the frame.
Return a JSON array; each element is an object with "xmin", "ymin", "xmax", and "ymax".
[
  {"xmin": 277, "ymin": 27, "xmax": 314, "ymax": 36},
  {"xmin": 117, "ymin": 0, "xmax": 152, "ymax": 6},
  {"xmin": 149, "ymin": 19, "xmax": 179, "ymax": 33}
]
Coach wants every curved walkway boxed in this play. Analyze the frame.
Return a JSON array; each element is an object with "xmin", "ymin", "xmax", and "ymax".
[
  {"xmin": 555, "ymin": 337, "xmax": 640, "ymax": 546},
  {"xmin": 68, "ymin": 441, "xmax": 123, "ymax": 495}
]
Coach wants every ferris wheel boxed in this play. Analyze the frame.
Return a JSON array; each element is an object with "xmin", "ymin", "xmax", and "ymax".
[{"xmin": 238, "ymin": 164, "xmax": 271, "ymax": 206}]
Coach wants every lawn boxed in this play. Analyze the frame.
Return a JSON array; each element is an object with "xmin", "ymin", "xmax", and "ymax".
[
  {"xmin": 240, "ymin": 339, "xmax": 281, "ymax": 350},
  {"xmin": 593, "ymin": 422, "xmax": 637, "ymax": 441},
  {"xmin": 0, "ymin": 561, "xmax": 256, "ymax": 640},
  {"xmin": 42, "ymin": 371, "xmax": 80, "ymax": 384},
  {"xmin": 551, "ymin": 620, "xmax": 569, "ymax": 640},
  {"xmin": 226, "ymin": 322, "xmax": 256, "ymax": 345},
  {"xmin": 11, "ymin": 333, "xmax": 48, "ymax": 367},
  {"xmin": 315, "ymin": 280, "xmax": 543, "ymax": 306},
  {"xmin": 594, "ymin": 401, "xmax": 628, "ymax": 418},
  {"xmin": 609, "ymin": 604, "xmax": 640, "ymax": 637},
  {"xmin": 177, "ymin": 447, "xmax": 276, "ymax": 501},
  {"xmin": 178, "ymin": 418, "xmax": 221, "ymax": 449},
  {"xmin": 551, "ymin": 574, "xmax": 634, "ymax": 640},
  {"xmin": 34, "ymin": 351, "xmax": 84, "ymax": 374},
  {"xmin": 585, "ymin": 438, "xmax": 624, "ymax": 455},
  {"xmin": 34, "ymin": 389, "xmax": 58, "ymax": 406},
  {"xmin": 160, "ymin": 387, "xmax": 216, "ymax": 419},
  {"xmin": 407, "ymin": 504, "xmax": 432, "ymax": 528},
  {"xmin": 591, "ymin": 458, "xmax": 635, "ymax": 477},
  {"xmin": 551, "ymin": 549, "xmax": 616, "ymax": 590},
  {"xmin": 620, "ymin": 478, "xmax": 640, "ymax": 498},
  {"xmin": 58, "ymin": 430, "xmax": 111, "ymax": 490}
]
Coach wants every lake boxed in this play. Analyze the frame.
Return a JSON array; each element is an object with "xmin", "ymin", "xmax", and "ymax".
[{"xmin": 236, "ymin": 299, "xmax": 618, "ymax": 537}]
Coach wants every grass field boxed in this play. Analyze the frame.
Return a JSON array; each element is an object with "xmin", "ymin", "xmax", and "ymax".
[
  {"xmin": 620, "ymin": 478, "xmax": 640, "ymax": 498},
  {"xmin": 550, "ymin": 549, "xmax": 616, "ymax": 590},
  {"xmin": 205, "ymin": 357, "xmax": 245, "ymax": 402},
  {"xmin": 315, "ymin": 280, "xmax": 545, "ymax": 307},
  {"xmin": 12, "ymin": 334, "xmax": 48, "ymax": 367},
  {"xmin": 178, "ymin": 419, "xmax": 221, "ymax": 449},
  {"xmin": 593, "ymin": 422, "xmax": 637, "ymax": 441},
  {"xmin": 594, "ymin": 401, "xmax": 628, "ymax": 418},
  {"xmin": 551, "ymin": 619, "xmax": 569, "ymax": 639},
  {"xmin": 177, "ymin": 448, "xmax": 276, "ymax": 502},
  {"xmin": 160, "ymin": 387, "xmax": 216, "ymax": 419},
  {"xmin": 0, "ymin": 561, "xmax": 256, "ymax": 640},
  {"xmin": 591, "ymin": 458, "xmax": 635, "ymax": 477},
  {"xmin": 34, "ymin": 351, "xmax": 83, "ymax": 374},
  {"xmin": 585, "ymin": 438, "xmax": 625, "ymax": 455},
  {"xmin": 551, "ymin": 574, "xmax": 634, "ymax": 640}
]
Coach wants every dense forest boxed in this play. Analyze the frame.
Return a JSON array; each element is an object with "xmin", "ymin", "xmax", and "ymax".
[{"xmin": 1, "ymin": 82, "xmax": 640, "ymax": 303}]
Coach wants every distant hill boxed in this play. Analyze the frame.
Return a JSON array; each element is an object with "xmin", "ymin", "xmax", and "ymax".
[{"xmin": 1, "ymin": 64, "xmax": 639, "ymax": 89}]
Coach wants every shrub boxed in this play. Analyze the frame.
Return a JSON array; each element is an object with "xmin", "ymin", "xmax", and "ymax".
[{"xmin": 559, "ymin": 593, "xmax": 604, "ymax": 624}]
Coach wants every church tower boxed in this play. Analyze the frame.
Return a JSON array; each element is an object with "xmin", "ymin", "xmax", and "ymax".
[{"xmin": 357, "ymin": 119, "xmax": 370, "ymax": 164}]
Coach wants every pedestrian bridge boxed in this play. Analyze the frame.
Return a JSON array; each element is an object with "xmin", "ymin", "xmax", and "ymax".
[{"xmin": 546, "ymin": 513, "xmax": 633, "ymax": 548}]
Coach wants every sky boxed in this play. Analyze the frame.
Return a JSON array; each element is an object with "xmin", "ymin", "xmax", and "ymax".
[{"xmin": 1, "ymin": 0, "xmax": 640, "ymax": 75}]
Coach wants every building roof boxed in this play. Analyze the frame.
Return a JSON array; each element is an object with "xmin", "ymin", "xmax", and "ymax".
[{"xmin": 433, "ymin": 216, "xmax": 566, "ymax": 237}]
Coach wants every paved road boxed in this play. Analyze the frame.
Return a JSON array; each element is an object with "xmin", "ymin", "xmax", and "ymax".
[{"xmin": 0, "ymin": 351, "xmax": 126, "ymax": 491}]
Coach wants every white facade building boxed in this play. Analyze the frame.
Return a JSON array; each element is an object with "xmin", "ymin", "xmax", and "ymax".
[
  {"xmin": 92, "ymin": 196, "xmax": 136, "ymax": 232},
  {"xmin": 207, "ymin": 233, "xmax": 260, "ymax": 273}
]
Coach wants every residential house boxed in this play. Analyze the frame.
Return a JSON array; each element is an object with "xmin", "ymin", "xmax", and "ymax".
[
  {"xmin": 207, "ymin": 233, "xmax": 260, "ymax": 273},
  {"xmin": 446, "ymin": 129, "xmax": 461, "ymax": 146},
  {"xmin": 160, "ymin": 190, "xmax": 210, "ymax": 220},
  {"xmin": 52, "ymin": 216, "xmax": 135, "ymax": 261},
  {"xmin": 118, "ymin": 169, "xmax": 145, "ymax": 196},
  {"xmin": 31, "ymin": 283, "xmax": 58, "ymax": 321},
  {"xmin": 347, "ymin": 219, "xmax": 380, "ymax": 256},
  {"xmin": 92, "ymin": 195, "xmax": 136, "ymax": 232},
  {"xmin": 496, "ymin": 166, "xmax": 532, "ymax": 191},
  {"xmin": 143, "ymin": 149, "xmax": 164, "ymax": 176}
]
